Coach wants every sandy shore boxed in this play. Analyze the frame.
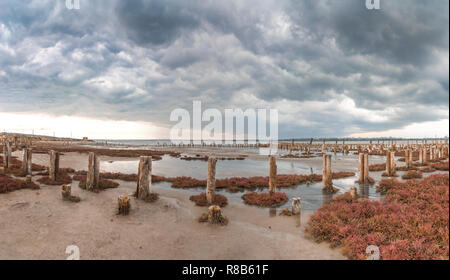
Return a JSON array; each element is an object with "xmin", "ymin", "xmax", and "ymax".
[
  {"xmin": 0, "ymin": 179, "xmax": 344, "ymax": 260},
  {"xmin": 0, "ymin": 147, "xmax": 346, "ymax": 260}
]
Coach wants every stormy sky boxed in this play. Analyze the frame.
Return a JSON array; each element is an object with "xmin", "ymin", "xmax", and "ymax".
[{"xmin": 0, "ymin": 0, "xmax": 448, "ymax": 139}]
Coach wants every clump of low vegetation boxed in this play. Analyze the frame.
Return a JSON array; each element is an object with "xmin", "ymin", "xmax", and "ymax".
[
  {"xmin": 171, "ymin": 173, "xmax": 351, "ymax": 191},
  {"xmin": 0, "ymin": 175, "xmax": 40, "ymax": 194},
  {"xmin": 402, "ymin": 170, "xmax": 423, "ymax": 180},
  {"xmin": 431, "ymin": 161, "xmax": 449, "ymax": 171},
  {"xmin": 279, "ymin": 208, "xmax": 294, "ymax": 216},
  {"xmin": 180, "ymin": 155, "xmax": 209, "ymax": 161},
  {"xmin": 100, "ymin": 172, "xmax": 138, "ymax": 182},
  {"xmin": 382, "ymin": 171, "xmax": 398, "ymax": 177},
  {"xmin": 37, "ymin": 172, "xmax": 72, "ymax": 185},
  {"xmin": 189, "ymin": 193, "xmax": 228, "ymax": 207},
  {"xmin": 396, "ymin": 166, "xmax": 418, "ymax": 172},
  {"xmin": 332, "ymin": 172, "xmax": 356, "ymax": 179},
  {"xmin": 78, "ymin": 179, "xmax": 119, "ymax": 191},
  {"xmin": 143, "ymin": 193, "xmax": 159, "ymax": 203},
  {"xmin": 306, "ymin": 174, "xmax": 449, "ymax": 260},
  {"xmin": 369, "ymin": 163, "xmax": 386, "ymax": 172},
  {"xmin": 377, "ymin": 178, "xmax": 401, "ymax": 194},
  {"xmin": 32, "ymin": 145, "xmax": 180, "ymax": 160},
  {"xmin": 421, "ymin": 167, "xmax": 437, "ymax": 173},
  {"xmin": 241, "ymin": 192, "xmax": 289, "ymax": 207}
]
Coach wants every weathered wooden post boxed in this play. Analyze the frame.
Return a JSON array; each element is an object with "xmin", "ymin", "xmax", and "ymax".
[
  {"xmin": 358, "ymin": 153, "xmax": 365, "ymax": 183},
  {"xmin": 22, "ymin": 148, "xmax": 32, "ymax": 175},
  {"xmin": 405, "ymin": 149, "xmax": 410, "ymax": 168},
  {"xmin": 322, "ymin": 154, "xmax": 328, "ymax": 188},
  {"xmin": 363, "ymin": 153, "xmax": 369, "ymax": 183},
  {"xmin": 322, "ymin": 155, "xmax": 333, "ymax": 191},
  {"xmin": 2, "ymin": 141, "xmax": 9, "ymax": 168},
  {"xmin": 434, "ymin": 147, "xmax": 439, "ymax": 161},
  {"xmin": 327, "ymin": 155, "xmax": 332, "ymax": 187},
  {"xmin": 408, "ymin": 149, "xmax": 413, "ymax": 168},
  {"xmin": 118, "ymin": 195, "xmax": 131, "ymax": 215},
  {"xmin": 390, "ymin": 151, "xmax": 396, "ymax": 175},
  {"xmin": 269, "ymin": 156, "xmax": 277, "ymax": 195},
  {"xmin": 6, "ymin": 141, "xmax": 12, "ymax": 168},
  {"xmin": 292, "ymin": 197, "xmax": 301, "ymax": 216},
  {"xmin": 206, "ymin": 157, "xmax": 217, "ymax": 205},
  {"xmin": 136, "ymin": 156, "xmax": 151, "ymax": 200},
  {"xmin": 422, "ymin": 148, "xmax": 427, "ymax": 164},
  {"xmin": 349, "ymin": 187, "xmax": 357, "ymax": 199},
  {"xmin": 86, "ymin": 152, "xmax": 100, "ymax": 191},
  {"xmin": 386, "ymin": 150, "xmax": 392, "ymax": 176},
  {"xmin": 49, "ymin": 150, "xmax": 60, "ymax": 181},
  {"xmin": 419, "ymin": 147, "xmax": 423, "ymax": 164}
]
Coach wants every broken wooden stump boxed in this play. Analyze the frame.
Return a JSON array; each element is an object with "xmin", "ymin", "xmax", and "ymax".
[
  {"xmin": 269, "ymin": 156, "xmax": 277, "ymax": 195},
  {"xmin": 199, "ymin": 205, "xmax": 228, "ymax": 225},
  {"xmin": 422, "ymin": 148, "xmax": 428, "ymax": 164},
  {"xmin": 322, "ymin": 154, "xmax": 336, "ymax": 193},
  {"xmin": 22, "ymin": 148, "xmax": 32, "ymax": 175},
  {"xmin": 2, "ymin": 141, "xmax": 11, "ymax": 168},
  {"xmin": 137, "ymin": 156, "xmax": 151, "ymax": 199},
  {"xmin": 291, "ymin": 197, "xmax": 301, "ymax": 216},
  {"xmin": 49, "ymin": 150, "xmax": 60, "ymax": 181},
  {"xmin": 135, "ymin": 156, "xmax": 158, "ymax": 202},
  {"xmin": 349, "ymin": 187, "xmax": 358, "ymax": 199},
  {"xmin": 118, "ymin": 195, "xmax": 131, "ymax": 215},
  {"xmin": 25, "ymin": 175, "xmax": 32, "ymax": 184},
  {"xmin": 206, "ymin": 157, "xmax": 217, "ymax": 205},
  {"xmin": 62, "ymin": 184, "xmax": 81, "ymax": 203},
  {"xmin": 86, "ymin": 152, "xmax": 100, "ymax": 191},
  {"xmin": 390, "ymin": 151, "xmax": 396, "ymax": 174}
]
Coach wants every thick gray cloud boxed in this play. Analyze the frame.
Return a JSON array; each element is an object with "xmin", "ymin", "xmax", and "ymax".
[{"xmin": 0, "ymin": 0, "xmax": 448, "ymax": 138}]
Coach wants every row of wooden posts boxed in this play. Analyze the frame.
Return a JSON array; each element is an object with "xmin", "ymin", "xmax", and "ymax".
[
  {"xmin": 279, "ymin": 140, "xmax": 449, "ymax": 156},
  {"xmin": 151, "ymin": 139, "xmax": 449, "ymax": 151},
  {"xmin": 3, "ymin": 144, "xmax": 448, "ymax": 192},
  {"xmin": 2, "ymin": 142, "xmax": 448, "ymax": 221},
  {"xmin": 2, "ymin": 141, "xmax": 33, "ymax": 176}
]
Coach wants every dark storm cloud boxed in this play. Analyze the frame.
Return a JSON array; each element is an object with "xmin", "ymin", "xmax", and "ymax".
[
  {"xmin": 116, "ymin": 0, "xmax": 200, "ymax": 46},
  {"xmin": 0, "ymin": 0, "xmax": 448, "ymax": 137}
]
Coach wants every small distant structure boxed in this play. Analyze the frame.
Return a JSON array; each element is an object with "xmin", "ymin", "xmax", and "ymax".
[{"xmin": 82, "ymin": 137, "xmax": 89, "ymax": 141}]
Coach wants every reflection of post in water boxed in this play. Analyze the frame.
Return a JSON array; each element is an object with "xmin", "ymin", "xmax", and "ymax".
[
  {"xmin": 269, "ymin": 207, "xmax": 277, "ymax": 217},
  {"xmin": 322, "ymin": 191, "xmax": 332, "ymax": 205},
  {"xmin": 296, "ymin": 214, "xmax": 302, "ymax": 228},
  {"xmin": 359, "ymin": 184, "xmax": 370, "ymax": 199},
  {"xmin": 292, "ymin": 198, "xmax": 302, "ymax": 228}
]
